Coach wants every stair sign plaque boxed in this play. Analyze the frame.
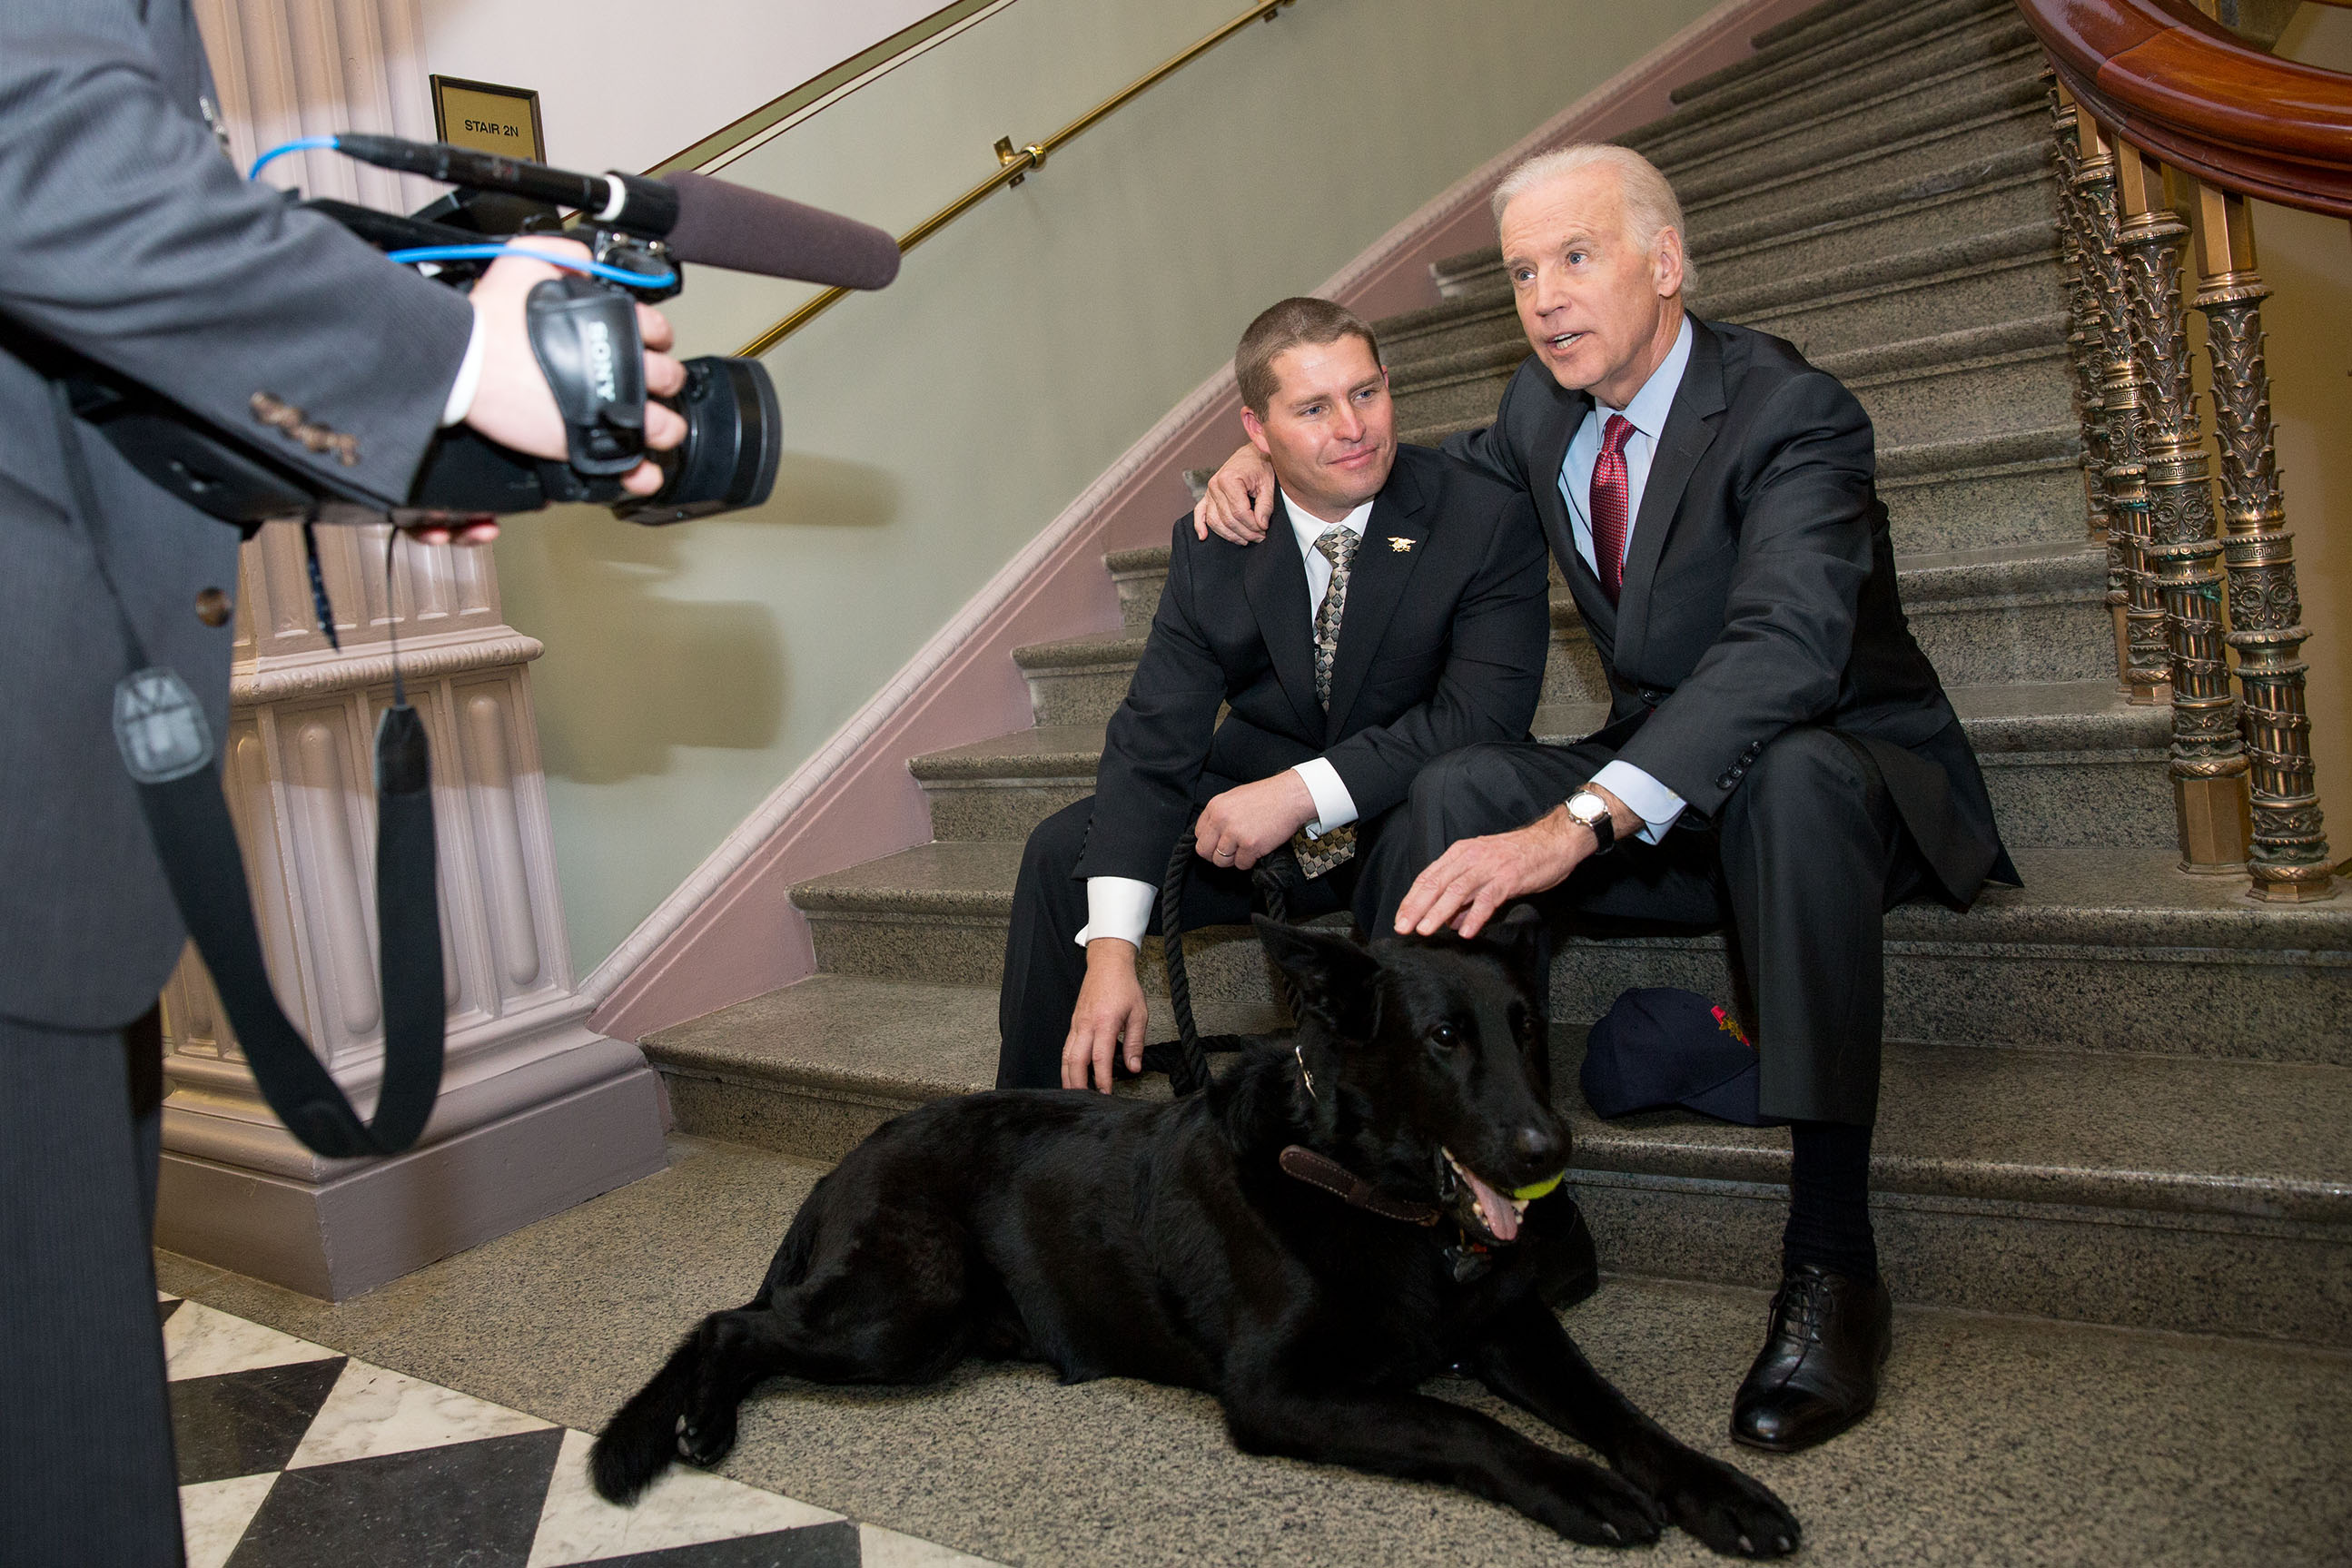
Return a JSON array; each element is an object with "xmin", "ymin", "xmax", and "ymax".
[{"xmin": 430, "ymin": 75, "xmax": 545, "ymax": 161}]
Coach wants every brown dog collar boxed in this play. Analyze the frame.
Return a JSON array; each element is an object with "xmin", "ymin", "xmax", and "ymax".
[{"xmin": 1278, "ymin": 1145, "xmax": 1442, "ymax": 1227}]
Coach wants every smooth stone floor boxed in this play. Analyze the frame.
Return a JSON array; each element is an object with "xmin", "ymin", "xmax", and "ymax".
[{"xmin": 160, "ymin": 1137, "xmax": 2352, "ymax": 1568}]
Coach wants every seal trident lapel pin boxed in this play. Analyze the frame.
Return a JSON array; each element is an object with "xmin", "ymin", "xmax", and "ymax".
[{"xmin": 1388, "ymin": 537, "xmax": 1414, "ymax": 553}]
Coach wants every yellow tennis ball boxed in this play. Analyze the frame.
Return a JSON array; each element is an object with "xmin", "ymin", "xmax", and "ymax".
[{"xmin": 1511, "ymin": 1173, "xmax": 1563, "ymax": 1202}]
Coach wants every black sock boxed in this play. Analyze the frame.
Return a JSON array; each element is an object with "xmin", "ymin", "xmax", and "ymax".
[{"xmin": 1782, "ymin": 1119, "xmax": 1878, "ymax": 1283}]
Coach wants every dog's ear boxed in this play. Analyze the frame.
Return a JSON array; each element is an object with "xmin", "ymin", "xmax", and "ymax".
[
  {"xmin": 1252, "ymin": 915, "xmax": 1380, "ymax": 1033},
  {"xmin": 1483, "ymin": 902, "xmax": 1552, "ymax": 991}
]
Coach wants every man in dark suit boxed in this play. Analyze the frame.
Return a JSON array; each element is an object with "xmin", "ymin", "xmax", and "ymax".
[
  {"xmin": 1195, "ymin": 146, "xmax": 2016, "ymax": 1455},
  {"xmin": 0, "ymin": 5, "xmax": 687, "ymax": 1557},
  {"xmin": 998, "ymin": 297, "xmax": 1551, "ymax": 1094}
]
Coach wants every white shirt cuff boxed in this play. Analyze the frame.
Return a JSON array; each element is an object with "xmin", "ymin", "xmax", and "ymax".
[
  {"xmin": 1074, "ymin": 876, "xmax": 1157, "ymax": 949},
  {"xmin": 1290, "ymin": 759, "xmax": 1359, "ymax": 836},
  {"xmin": 439, "ymin": 302, "xmax": 488, "ymax": 428},
  {"xmin": 1589, "ymin": 760, "xmax": 1686, "ymax": 845}
]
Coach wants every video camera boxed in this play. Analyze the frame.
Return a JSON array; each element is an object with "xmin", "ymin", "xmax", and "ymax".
[{"xmin": 65, "ymin": 134, "xmax": 899, "ymax": 528}]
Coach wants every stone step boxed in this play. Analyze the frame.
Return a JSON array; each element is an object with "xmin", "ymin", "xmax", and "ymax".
[
  {"xmin": 917, "ymin": 676, "xmax": 2170, "ymax": 853},
  {"xmin": 1428, "ymin": 217, "xmax": 2064, "ymax": 368},
  {"xmin": 1667, "ymin": 0, "xmax": 2001, "ymax": 114},
  {"xmin": 792, "ymin": 838, "xmax": 2349, "ymax": 1067},
  {"xmin": 1026, "ymin": 525, "xmax": 2120, "ymax": 732},
  {"xmin": 1675, "ymin": 70, "xmax": 2049, "ymax": 215},
  {"xmin": 642, "ymin": 973, "xmax": 2352, "ymax": 1345},
  {"xmin": 1386, "ymin": 150, "xmax": 2061, "ymax": 381},
  {"xmin": 1426, "ymin": 82, "xmax": 2052, "ymax": 308},
  {"xmin": 1372, "ymin": 417, "xmax": 2089, "ymax": 556},
  {"xmin": 1635, "ymin": 11, "xmax": 2043, "ymax": 179},
  {"xmin": 1380, "ymin": 311, "xmax": 2073, "ymax": 457},
  {"xmin": 1102, "ymin": 531, "xmax": 2109, "ymax": 686}
]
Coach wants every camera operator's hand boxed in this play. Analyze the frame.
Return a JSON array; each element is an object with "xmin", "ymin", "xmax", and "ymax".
[{"xmin": 462, "ymin": 239, "xmax": 687, "ymax": 499}]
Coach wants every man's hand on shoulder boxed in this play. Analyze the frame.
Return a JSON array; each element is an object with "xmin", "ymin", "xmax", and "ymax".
[
  {"xmin": 1395, "ymin": 785, "xmax": 1637, "ymax": 939},
  {"xmin": 1192, "ymin": 443, "xmax": 1276, "ymax": 546},
  {"xmin": 1065, "ymin": 940, "xmax": 1151, "ymax": 1093},
  {"xmin": 1197, "ymin": 772, "xmax": 1318, "ymax": 871}
]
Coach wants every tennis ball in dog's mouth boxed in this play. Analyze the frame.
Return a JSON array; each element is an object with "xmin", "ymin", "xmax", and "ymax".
[{"xmin": 1511, "ymin": 1173, "xmax": 1564, "ymax": 1202}]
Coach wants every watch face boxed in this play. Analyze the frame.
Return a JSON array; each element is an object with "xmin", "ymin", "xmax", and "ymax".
[{"xmin": 1569, "ymin": 794, "xmax": 1604, "ymax": 825}]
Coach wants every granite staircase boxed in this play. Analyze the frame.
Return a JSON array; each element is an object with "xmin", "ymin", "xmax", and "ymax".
[{"xmin": 644, "ymin": 0, "xmax": 2352, "ymax": 1348}]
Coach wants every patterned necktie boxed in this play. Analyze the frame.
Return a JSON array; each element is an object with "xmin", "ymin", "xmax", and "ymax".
[
  {"xmin": 1590, "ymin": 413, "xmax": 1636, "ymax": 605},
  {"xmin": 1293, "ymin": 525, "xmax": 1361, "ymax": 880}
]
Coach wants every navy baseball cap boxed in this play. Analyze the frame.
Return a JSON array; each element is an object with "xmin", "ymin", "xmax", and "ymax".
[{"xmin": 1580, "ymin": 988, "xmax": 1783, "ymax": 1127}]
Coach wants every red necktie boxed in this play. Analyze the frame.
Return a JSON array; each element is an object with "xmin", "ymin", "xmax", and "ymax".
[{"xmin": 1590, "ymin": 413, "xmax": 1636, "ymax": 606}]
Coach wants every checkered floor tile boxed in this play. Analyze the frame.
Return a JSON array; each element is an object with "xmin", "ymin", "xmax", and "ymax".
[{"xmin": 161, "ymin": 1294, "xmax": 1003, "ymax": 1568}]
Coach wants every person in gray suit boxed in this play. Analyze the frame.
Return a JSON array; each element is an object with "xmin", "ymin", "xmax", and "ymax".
[
  {"xmin": 1194, "ymin": 145, "xmax": 2017, "ymax": 1457},
  {"xmin": 0, "ymin": 5, "xmax": 688, "ymax": 1559}
]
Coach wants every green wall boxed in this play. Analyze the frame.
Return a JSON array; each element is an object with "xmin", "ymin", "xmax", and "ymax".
[{"xmin": 494, "ymin": 0, "xmax": 1724, "ymax": 975}]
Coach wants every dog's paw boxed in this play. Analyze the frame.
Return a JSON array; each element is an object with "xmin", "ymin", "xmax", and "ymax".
[
  {"xmin": 1656, "ymin": 1452, "xmax": 1800, "ymax": 1559},
  {"xmin": 674, "ymin": 1409, "xmax": 737, "ymax": 1469},
  {"xmin": 1531, "ymin": 1456, "xmax": 1666, "ymax": 1548}
]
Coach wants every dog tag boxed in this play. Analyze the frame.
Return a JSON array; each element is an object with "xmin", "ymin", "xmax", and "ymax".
[
  {"xmin": 113, "ymin": 666, "xmax": 215, "ymax": 784},
  {"xmin": 1444, "ymin": 1241, "xmax": 1492, "ymax": 1284}
]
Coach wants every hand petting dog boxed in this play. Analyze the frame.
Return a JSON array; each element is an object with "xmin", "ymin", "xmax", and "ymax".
[{"xmin": 1397, "ymin": 785, "xmax": 1640, "ymax": 938}]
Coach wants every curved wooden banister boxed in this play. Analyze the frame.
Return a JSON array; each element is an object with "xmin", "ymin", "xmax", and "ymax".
[{"xmin": 2015, "ymin": 0, "xmax": 2352, "ymax": 216}]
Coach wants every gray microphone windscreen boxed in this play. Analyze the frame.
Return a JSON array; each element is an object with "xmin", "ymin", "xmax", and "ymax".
[{"xmin": 658, "ymin": 172, "xmax": 900, "ymax": 291}]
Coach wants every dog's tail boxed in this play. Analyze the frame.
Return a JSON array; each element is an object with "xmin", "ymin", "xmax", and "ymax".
[{"xmin": 588, "ymin": 1328, "xmax": 702, "ymax": 1504}]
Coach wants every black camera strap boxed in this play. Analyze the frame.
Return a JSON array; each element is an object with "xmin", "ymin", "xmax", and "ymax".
[{"xmin": 50, "ymin": 380, "xmax": 446, "ymax": 1159}]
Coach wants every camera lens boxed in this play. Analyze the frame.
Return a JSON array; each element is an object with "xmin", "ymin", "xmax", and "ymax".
[{"xmin": 611, "ymin": 356, "xmax": 781, "ymax": 526}]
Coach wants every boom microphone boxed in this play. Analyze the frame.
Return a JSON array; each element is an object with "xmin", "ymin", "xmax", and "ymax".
[
  {"xmin": 330, "ymin": 134, "xmax": 900, "ymax": 291},
  {"xmin": 659, "ymin": 172, "xmax": 900, "ymax": 291}
]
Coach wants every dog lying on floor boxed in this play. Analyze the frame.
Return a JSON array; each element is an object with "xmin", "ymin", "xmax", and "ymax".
[{"xmin": 592, "ymin": 912, "xmax": 1799, "ymax": 1557}]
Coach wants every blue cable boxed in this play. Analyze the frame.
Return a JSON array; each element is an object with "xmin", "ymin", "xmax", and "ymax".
[
  {"xmin": 384, "ymin": 244, "xmax": 677, "ymax": 290},
  {"xmin": 247, "ymin": 136, "xmax": 339, "ymax": 181}
]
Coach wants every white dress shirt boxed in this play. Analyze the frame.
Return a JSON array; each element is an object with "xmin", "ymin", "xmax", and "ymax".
[
  {"xmin": 1076, "ymin": 488, "xmax": 1369, "ymax": 948},
  {"xmin": 1556, "ymin": 317, "xmax": 1695, "ymax": 844}
]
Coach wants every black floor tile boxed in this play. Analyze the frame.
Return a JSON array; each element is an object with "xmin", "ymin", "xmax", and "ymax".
[
  {"xmin": 172, "ymin": 1356, "xmax": 349, "ymax": 1485},
  {"xmin": 225, "ymin": 1426, "xmax": 566, "ymax": 1568},
  {"xmin": 584, "ymin": 1522, "xmax": 864, "ymax": 1568}
]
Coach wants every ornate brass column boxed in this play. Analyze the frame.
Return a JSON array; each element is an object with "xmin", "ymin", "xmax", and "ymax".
[
  {"xmin": 2048, "ymin": 84, "xmax": 2111, "ymax": 548},
  {"xmin": 2073, "ymin": 112, "xmax": 2168, "ymax": 702},
  {"xmin": 2189, "ymin": 182, "xmax": 2336, "ymax": 902},
  {"xmin": 2113, "ymin": 143, "xmax": 2248, "ymax": 871}
]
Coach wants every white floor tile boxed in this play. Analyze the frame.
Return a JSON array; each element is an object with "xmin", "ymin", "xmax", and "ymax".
[
  {"xmin": 179, "ymin": 1472, "xmax": 279, "ymax": 1568},
  {"xmin": 163, "ymin": 1300, "xmax": 340, "ymax": 1383},
  {"xmin": 858, "ymin": 1523, "xmax": 1008, "ymax": 1568},
  {"xmin": 285, "ymin": 1358, "xmax": 554, "ymax": 1470},
  {"xmin": 526, "ymin": 1429, "xmax": 841, "ymax": 1567}
]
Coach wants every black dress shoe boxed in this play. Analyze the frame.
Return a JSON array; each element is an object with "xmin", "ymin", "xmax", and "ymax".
[{"xmin": 1730, "ymin": 1264, "xmax": 1892, "ymax": 1453}]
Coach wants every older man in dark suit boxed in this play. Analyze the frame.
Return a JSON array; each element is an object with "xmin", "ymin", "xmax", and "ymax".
[
  {"xmin": 1195, "ymin": 145, "xmax": 2016, "ymax": 1455},
  {"xmin": 0, "ymin": 4, "xmax": 688, "ymax": 1556},
  {"xmin": 998, "ymin": 297, "xmax": 1552, "ymax": 1095}
]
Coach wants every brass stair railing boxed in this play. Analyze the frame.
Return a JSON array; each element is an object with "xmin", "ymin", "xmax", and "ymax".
[
  {"xmin": 735, "ymin": 0, "xmax": 1299, "ymax": 358},
  {"xmin": 2021, "ymin": 0, "xmax": 2345, "ymax": 902}
]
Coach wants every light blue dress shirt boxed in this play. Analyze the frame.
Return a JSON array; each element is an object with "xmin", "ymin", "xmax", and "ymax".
[{"xmin": 1556, "ymin": 317, "xmax": 1695, "ymax": 843}]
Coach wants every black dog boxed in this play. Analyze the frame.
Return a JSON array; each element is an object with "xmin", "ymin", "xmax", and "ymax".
[{"xmin": 592, "ymin": 913, "xmax": 1799, "ymax": 1557}]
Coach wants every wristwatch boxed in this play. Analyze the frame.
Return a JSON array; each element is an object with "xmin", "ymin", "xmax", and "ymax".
[{"xmin": 1566, "ymin": 789, "xmax": 1617, "ymax": 855}]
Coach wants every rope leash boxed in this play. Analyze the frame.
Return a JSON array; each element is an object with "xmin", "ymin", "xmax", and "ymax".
[{"xmin": 1138, "ymin": 817, "xmax": 1300, "ymax": 1095}]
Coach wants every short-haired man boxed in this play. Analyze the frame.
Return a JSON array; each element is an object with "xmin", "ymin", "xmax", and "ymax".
[
  {"xmin": 1196, "ymin": 146, "xmax": 2017, "ymax": 1454},
  {"xmin": 997, "ymin": 298, "xmax": 1552, "ymax": 1094}
]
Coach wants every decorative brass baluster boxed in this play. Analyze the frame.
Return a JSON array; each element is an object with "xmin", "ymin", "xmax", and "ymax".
[
  {"xmin": 2048, "ymin": 83, "xmax": 2110, "ymax": 551},
  {"xmin": 2114, "ymin": 143, "xmax": 2249, "ymax": 871},
  {"xmin": 2189, "ymin": 182, "xmax": 2337, "ymax": 902},
  {"xmin": 2075, "ymin": 113, "xmax": 2168, "ymax": 702},
  {"xmin": 2041, "ymin": 87, "xmax": 2117, "ymax": 540}
]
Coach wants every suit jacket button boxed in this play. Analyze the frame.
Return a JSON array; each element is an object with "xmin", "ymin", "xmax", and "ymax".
[{"xmin": 195, "ymin": 587, "xmax": 232, "ymax": 627}]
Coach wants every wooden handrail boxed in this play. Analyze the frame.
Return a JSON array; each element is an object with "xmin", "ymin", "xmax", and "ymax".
[{"xmin": 2014, "ymin": 0, "xmax": 2352, "ymax": 216}]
